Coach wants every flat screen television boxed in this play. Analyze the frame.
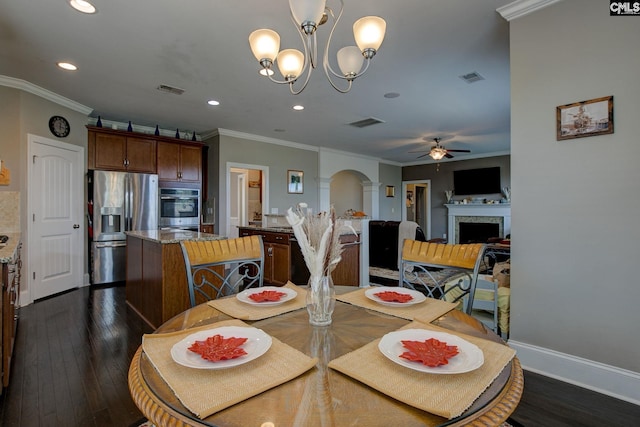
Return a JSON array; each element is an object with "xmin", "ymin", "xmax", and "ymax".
[{"xmin": 453, "ymin": 167, "xmax": 501, "ymax": 195}]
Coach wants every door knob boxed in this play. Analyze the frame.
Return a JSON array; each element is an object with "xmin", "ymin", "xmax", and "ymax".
[{"xmin": 73, "ymin": 224, "xmax": 80, "ymax": 229}]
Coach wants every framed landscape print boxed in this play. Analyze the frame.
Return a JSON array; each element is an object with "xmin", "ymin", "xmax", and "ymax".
[
  {"xmin": 556, "ymin": 96, "xmax": 613, "ymax": 140},
  {"xmin": 287, "ymin": 170, "xmax": 303, "ymax": 194}
]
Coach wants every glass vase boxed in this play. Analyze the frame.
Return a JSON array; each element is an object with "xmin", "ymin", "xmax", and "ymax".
[{"xmin": 306, "ymin": 275, "xmax": 335, "ymax": 326}]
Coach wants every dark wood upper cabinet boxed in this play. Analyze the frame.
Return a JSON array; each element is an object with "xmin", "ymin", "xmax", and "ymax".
[
  {"xmin": 89, "ymin": 131, "xmax": 156, "ymax": 173},
  {"xmin": 157, "ymin": 141, "xmax": 202, "ymax": 184},
  {"xmin": 87, "ymin": 127, "xmax": 202, "ymax": 187}
]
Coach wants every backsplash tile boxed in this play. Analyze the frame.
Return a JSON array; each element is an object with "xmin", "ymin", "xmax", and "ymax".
[{"xmin": 0, "ymin": 191, "xmax": 20, "ymax": 232}]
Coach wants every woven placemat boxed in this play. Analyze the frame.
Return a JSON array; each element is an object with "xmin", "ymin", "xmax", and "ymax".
[
  {"xmin": 336, "ymin": 287, "xmax": 458, "ymax": 323},
  {"xmin": 142, "ymin": 318, "xmax": 317, "ymax": 419},
  {"xmin": 207, "ymin": 282, "xmax": 307, "ymax": 320},
  {"xmin": 328, "ymin": 321, "xmax": 516, "ymax": 419}
]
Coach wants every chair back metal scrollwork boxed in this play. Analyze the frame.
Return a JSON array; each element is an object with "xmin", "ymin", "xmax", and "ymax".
[
  {"xmin": 180, "ymin": 235, "xmax": 265, "ymax": 306},
  {"xmin": 400, "ymin": 240, "xmax": 485, "ymax": 315}
]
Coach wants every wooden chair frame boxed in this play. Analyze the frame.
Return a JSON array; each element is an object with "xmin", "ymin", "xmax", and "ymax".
[
  {"xmin": 180, "ymin": 235, "xmax": 265, "ymax": 307},
  {"xmin": 400, "ymin": 240, "xmax": 485, "ymax": 315}
]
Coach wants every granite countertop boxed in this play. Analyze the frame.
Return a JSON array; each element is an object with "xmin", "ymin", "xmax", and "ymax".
[
  {"xmin": 125, "ymin": 230, "xmax": 226, "ymax": 244},
  {"xmin": 239, "ymin": 225, "xmax": 360, "ymax": 236},
  {"xmin": 239, "ymin": 225, "xmax": 295, "ymax": 233},
  {"xmin": 0, "ymin": 232, "xmax": 22, "ymax": 263}
]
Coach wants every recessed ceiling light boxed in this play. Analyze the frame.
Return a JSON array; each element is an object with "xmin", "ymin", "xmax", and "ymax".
[
  {"xmin": 384, "ymin": 92, "xmax": 400, "ymax": 99},
  {"xmin": 57, "ymin": 62, "xmax": 77, "ymax": 71},
  {"xmin": 259, "ymin": 69, "xmax": 274, "ymax": 76},
  {"xmin": 293, "ymin": 105, "xmax": 304, "ymax": 111},
  {"xmin": 207, "ymin": 100, "xmax": 220, "ymax": 106},
  {"xmin": 69, "ymin": 0, "xmax": 96, "ymax": 14}
]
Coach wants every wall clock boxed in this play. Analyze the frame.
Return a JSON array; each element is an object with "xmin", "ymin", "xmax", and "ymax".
[{"xmin": 49, "ymin": 115, "xmax": 70, "ymax": 138}]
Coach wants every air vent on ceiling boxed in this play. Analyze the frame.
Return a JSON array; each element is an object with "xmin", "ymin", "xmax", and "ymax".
[
  {"xmin": 459, "ymin": 72, "xmax": 485, "ymax": 84},
  {"xmin": 348, "ymin": 117, "xmax": 385, "ymax": 128},
  {"xmin": 156, "ymin": 84, "xmax": 185, "ymax": 95}
]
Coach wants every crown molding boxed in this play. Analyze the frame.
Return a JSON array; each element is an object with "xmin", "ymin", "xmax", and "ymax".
[
  {"xmin": 497, "ymin": 0, "xmax": 564, "ymax": 21},
  {"xmin": 0, "ymin": 75, "xmax": 93, "ymax": 115}
]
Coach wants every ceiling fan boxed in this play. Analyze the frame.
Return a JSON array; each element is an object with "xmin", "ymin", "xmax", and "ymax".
[{"xmin": 412, "ymin": 137, "xmax": 471, "ymax": 160}]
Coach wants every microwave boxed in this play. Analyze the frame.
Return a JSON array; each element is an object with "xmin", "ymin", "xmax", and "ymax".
[{"xmin": 158, "ymin": 188, "xmax": 200, "ymax": 228}]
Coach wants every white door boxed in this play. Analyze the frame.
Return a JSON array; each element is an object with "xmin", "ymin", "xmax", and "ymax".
[{"xmin": 28, "ymin": 135, "xmax": 84, "ymax": 301}]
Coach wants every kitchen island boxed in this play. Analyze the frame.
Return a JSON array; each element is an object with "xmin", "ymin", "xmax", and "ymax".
[{"xmin": 125, "ymin": 230, "xmax": 225, "ymax": 329}]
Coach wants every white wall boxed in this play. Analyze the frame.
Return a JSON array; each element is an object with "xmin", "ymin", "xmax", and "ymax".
[{"xmin": 509, "ymin": 0, "xmax": 640, "ymax": 403}]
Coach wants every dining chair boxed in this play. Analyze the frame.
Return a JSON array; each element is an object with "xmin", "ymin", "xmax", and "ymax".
[
  {"xmin": 470, "ymin": 275, "xmax": 499, "ymax": 333},
  {"xmin": 399, "ymin": 240, "xmax": 485, "ymax": 315},
  {"xmin": 180, "ymin": 235, "xmax": 265, "ymax": 306}
]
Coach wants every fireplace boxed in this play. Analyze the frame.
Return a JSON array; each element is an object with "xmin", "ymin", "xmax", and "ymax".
[
  {"xmin": 445, "ymin": 204, "xmax": 511, "ymax": 244},
  {"xmin": 459, "ymin": 222, "xmax": 500, "ymax": 244}
]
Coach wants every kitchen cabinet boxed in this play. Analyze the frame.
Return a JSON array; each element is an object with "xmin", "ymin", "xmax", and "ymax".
[
  {"xmin": 238, "ymin": 228, "xmax": 290, "ymax": 286},
  {"xmin": 157, "ymin": 141, "xmax": 202, "ymax": 184},
  {"xmin": 88, "ymin": 129, "xmax": 156, "ymax": 173},
  {"xmin": 1, "ymin": 239, "xmax": 21, "ymax": 391},
  {"xmin": 200, "ymin": 224, "xmax": 214, "ymax": 234},
  {"xmin": 332, "ymin": 233, "xmax": 360, "ymax": 286},
  {"xmin": 238, "ymin": 227, "xmax": 360, "ymax": 286}
]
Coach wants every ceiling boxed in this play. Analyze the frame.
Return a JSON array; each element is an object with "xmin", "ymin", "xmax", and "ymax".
[{"xmin": 0, "ymin": 0, "xmax": 516, "ymax": 165}]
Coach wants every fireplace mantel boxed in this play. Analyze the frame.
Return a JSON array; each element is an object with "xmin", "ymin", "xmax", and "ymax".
[{"xmin": 445, "ymin": 204, "xmax": 511, "ymax": 244}]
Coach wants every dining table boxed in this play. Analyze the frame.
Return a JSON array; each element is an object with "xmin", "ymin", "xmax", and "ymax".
[{"xmin": 128, "ymin": 284, "xmax": 523, "ymax": 427}]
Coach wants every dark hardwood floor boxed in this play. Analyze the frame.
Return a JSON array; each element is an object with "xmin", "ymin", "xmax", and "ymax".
[{"xmin": 1, "ymin": 284, "xmax": 639, "ymax": 426}]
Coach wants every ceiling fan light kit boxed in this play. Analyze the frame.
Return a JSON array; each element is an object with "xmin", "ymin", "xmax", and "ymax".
[{"xmin": 248, "ymin": 0, "xmax": 386, "ymax": 94}]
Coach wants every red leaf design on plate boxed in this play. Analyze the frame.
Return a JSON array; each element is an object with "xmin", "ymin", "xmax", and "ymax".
[
  {"xmin": 188, "ymin": 334, "xmax": 248, "ymax": 362},
  {"xmin": 375, "ymin": 291, "xmax": 413, "ymax": 303},
  {"xmin": 249, "ymin": 290, "xmax": 287, "ymax": 302},
  {"xmin": 399, "ymin": 338, "xmax": 459, "ymax": 367}
]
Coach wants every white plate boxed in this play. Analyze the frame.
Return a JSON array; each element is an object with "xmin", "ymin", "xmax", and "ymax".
[
  {"xmin": 171, "ymin": 326, "xmax": 272, "ymax": 370},
  {"xmin": 378, "ymin": 329, "xmax": 484, "ymax": 374},
  {"xmin": 365, "ymin": 286, "xmax": 426, "ymax": 307},
  {"xmin": 236, "ymin": 286, "xmax": 297, "ymax": 306}
]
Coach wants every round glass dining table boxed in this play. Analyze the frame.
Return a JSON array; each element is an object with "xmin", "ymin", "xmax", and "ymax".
[{"xmin": 128, "ymin": 286, "xmax": 523, "ymax": 426}]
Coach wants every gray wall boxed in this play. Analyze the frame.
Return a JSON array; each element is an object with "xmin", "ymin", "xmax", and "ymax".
[
  {"xmin": 378, "ymin": 162, "xmax": 402, "ymax": 220},
  {"xmin": 210, "ymin": 133, "xmax": 319, "ymax": 237},
  {"xmin": 403, "ymin": 155, "xmax": 510, "ymax": 238},
  {"xmin": 510, "ymin": 0, "xmax": 639, "ymax": 375}
]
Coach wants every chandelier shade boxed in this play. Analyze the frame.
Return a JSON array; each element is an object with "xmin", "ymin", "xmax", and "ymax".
[
  {"xmin": 248, "ymin": 0, "xmax": 386, "ymax": 94},
  {"xmin": 289, "ymin": 0, "xmax": 326, "ymax": 31},
  {"xmin": 277, "ymin": 49, "xmax": 305, "ymax": 80},
  {"xmin": 353, "ymin": 16, "xmax": 386, "ymax": 53},
  {"xmin": 249, "ymin": 29, "xmax": 281, "ymax": 63},
  {"xmin": 337, "ymin": 46, "xmax": 364, "ymax": 77}
]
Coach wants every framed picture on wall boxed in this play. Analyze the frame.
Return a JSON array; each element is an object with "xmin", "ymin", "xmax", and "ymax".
[
  {"xmin": 556, "ymin": 95, "xmax": 613, "ymax": 140},
  {"xmin": 287, "ymin": 170, "xmax": 304, "ymax": 194}
]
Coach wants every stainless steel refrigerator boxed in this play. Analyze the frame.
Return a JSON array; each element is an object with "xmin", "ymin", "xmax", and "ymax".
[{"xmin": 91, "ymin": 170, "xmax": 158, "ymax": 284}]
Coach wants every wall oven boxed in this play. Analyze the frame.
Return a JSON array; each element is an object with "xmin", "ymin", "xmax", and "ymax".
[{"xmin": 158, "ymin": 188, "xmax": 200, "ymax": 229}]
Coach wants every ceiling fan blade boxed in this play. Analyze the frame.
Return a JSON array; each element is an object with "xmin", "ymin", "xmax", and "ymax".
[
  {"xmin": 416, "ymin": 153, "xmax": 430, "ymax": 159},
  {"xmin": 445, "ymin": 149, "xmax": 471, "ymax": 153},
  {"xmin": 408, "ymin": 149, "xmax": 432, "ymax": 153},
  {"xmin": 445, "ymin": 153, "xmax": 454, "ymax": 159}
]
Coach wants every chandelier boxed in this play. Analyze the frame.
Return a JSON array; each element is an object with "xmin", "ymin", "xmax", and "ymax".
[{"xmin": 248, "ymin": 0, "xmax": 386, "ymax": 94}]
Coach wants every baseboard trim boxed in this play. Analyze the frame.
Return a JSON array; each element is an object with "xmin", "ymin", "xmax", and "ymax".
[{"xmin": 509, "ymin": 340, "xmax": 640, "ymax": 405}]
